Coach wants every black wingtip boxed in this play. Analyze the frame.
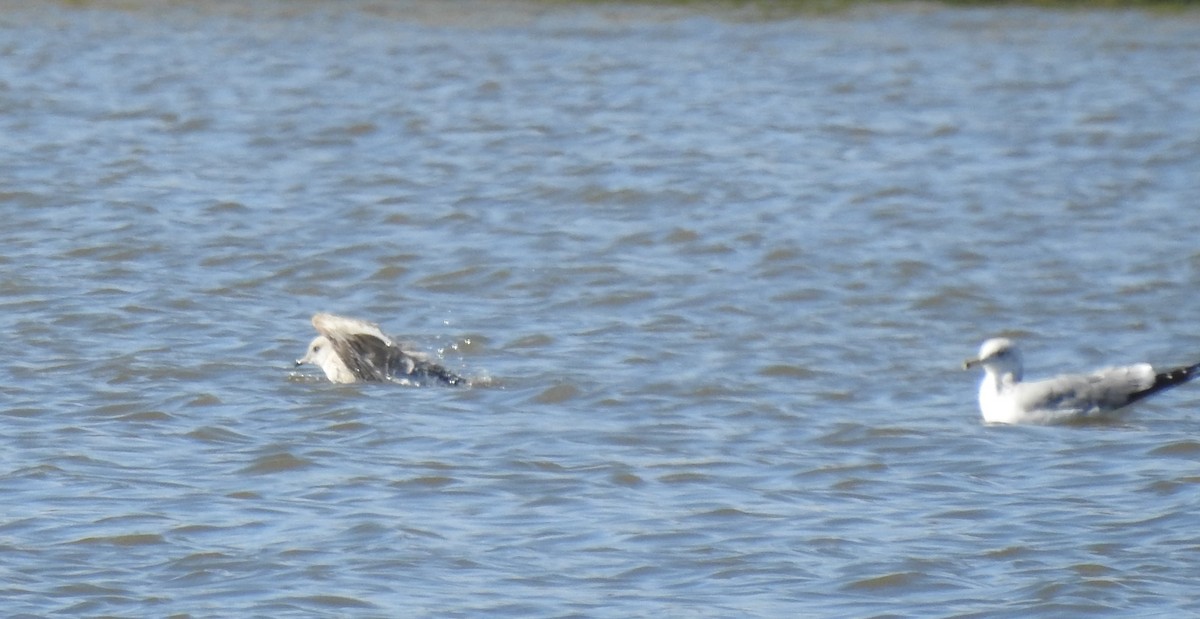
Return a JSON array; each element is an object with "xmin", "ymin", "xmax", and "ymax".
[
  {"xmin": 1127, "ymin": 361, "xmax": 1200, "ymax": 406},
  {"xmin": 1156, "ymin": 362, "xmax": 1200, "ymax": 389},
  {"xmin": 415, "ymin": 361, "xmax": 468, "ymax": 387}
]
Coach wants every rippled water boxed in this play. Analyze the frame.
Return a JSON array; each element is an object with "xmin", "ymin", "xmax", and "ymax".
[{"xmin": 3, "ymin": 1, "xmax": 1200, "ymax": 616}]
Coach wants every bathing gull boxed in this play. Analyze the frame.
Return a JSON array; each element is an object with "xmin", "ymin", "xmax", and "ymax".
[
  {"xmin": 295, "ymin": 312, "xmax": 465, "ymax": 386},
  {"xmin": 963, "ymin": 337, "xmax": 1200, "ymax": 424}
]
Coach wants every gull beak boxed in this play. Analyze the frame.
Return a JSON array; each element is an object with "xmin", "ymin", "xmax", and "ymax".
[{"xmin": 963, "ymin": 357, "xmax": 981, "ymax": 370}]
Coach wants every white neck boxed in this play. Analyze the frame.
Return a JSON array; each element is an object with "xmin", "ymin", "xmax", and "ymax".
[
  {"xmin": 978, "ymin": 367, "xmax": 1021, "ymax": 423},
  {"xmin": 319, "ymin": 351, "xmax": 358, "ymax": 383}
]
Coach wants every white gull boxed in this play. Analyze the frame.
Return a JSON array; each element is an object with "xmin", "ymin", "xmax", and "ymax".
[
  {"xmin": 963, "ymin": 337, "xmax": 1200, "ymax": 425},
  {"xmin": 296, "ymin": 312, "xmax": 465, "ymax": 386}
]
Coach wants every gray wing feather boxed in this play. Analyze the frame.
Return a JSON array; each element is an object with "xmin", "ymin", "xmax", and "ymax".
[
  {"xmin": 1014, "ymin": 364, "xmax": 1156, "ymax": 415},
  {"xmin": 336, "ymin": 331, "xmax": 464, "ymax": 385},
  {"xmin": 335, "ymin": 333, "xmax": 395, "ymax": 382}
]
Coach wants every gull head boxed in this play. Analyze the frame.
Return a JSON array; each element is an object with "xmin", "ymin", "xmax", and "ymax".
[
  {"xmin": 296, "ymin": 335, "xmax": 356, "ymax": 383},
  {"xmin": 963, "ymin": 337, "xmax": 1024, "ymax": 381},
  {"xmin": 296, "ymin": 335, "xmax": 332, "ymax": 367}
]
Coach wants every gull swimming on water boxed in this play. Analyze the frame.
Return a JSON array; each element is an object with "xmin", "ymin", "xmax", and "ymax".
[
  {"xmin": 296, "ymin": 312, "xmax": 466, "ymax": 386},
  {"xmin": 963, "ymin": 337, "xmax": 1200, "ymax": 425}
]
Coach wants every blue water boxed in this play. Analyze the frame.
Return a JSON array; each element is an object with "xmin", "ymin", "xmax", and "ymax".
[{"xmin": 2, "ymin": 1, "xmax": 1200, "ymax": 616}]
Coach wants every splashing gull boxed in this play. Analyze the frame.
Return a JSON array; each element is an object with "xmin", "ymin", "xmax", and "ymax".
[
  {"xmin": 295, "ymin": 312, "xmax": 465, "ymax": 386},
  {"xmin": 963, "ymin": 337, "xmax": 1200, "ymax": 424}
]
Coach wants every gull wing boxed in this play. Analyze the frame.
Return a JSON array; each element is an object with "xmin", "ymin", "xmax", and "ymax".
[
  {"xmin": 1013, "ymin": 364, "xmax": 1156, "ymax": 417},
  {"xmin": 337, "ymin": 333, "xmax": 453, "ymax": 384},
  {"xmin": 313, "ymin": 313, "xmax": 397, "ymax": 382},
  {"xmin": 309, "ymin": 312, "xmax": 467, "ymax": 386},
  {"xmin": 340, "ymin": 332, "xmax": 400, "ymax": 382},
  {"xmin": 312, "ymin": 313, "xmax": 393, "ymax": 346}
]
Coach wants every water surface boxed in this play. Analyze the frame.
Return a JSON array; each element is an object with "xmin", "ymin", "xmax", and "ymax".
[{"xmin": 2, "ymin": 1, "xmax": 1200, "ymax": 616}]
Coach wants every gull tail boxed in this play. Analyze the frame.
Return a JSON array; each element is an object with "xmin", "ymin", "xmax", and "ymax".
[{"xmin": 1127, "ymin": 361, "xmax": 1200, "ymax": 405}]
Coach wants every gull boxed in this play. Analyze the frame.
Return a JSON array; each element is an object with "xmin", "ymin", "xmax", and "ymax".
[
  {"xmin": 295, "ymin": 312, "xmax": 466, "ymax": 386},
  {"xmin": 964, "ymin": 337, "xmax": 1200, "ymax": 425}
]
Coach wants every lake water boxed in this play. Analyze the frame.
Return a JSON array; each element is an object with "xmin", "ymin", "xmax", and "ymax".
[{"xmin": 2, "ymin": 1, "xmax": 1200, "ymax": 616}]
